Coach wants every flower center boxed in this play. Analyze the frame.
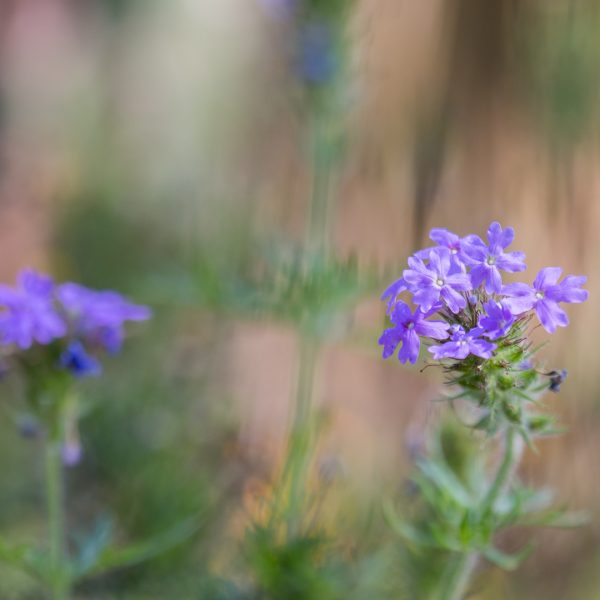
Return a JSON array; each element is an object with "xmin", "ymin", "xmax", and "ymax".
[
  {"xmin": 450, "ymin": 247, "xmax": 458, "ymax": 255},
  {"xmin": 486, "ymin": 255, "xmax": 496, "ymax": 266},
  {"xmin": 535, "ymin": 291, "xmax": 544, "ymax": 300},
  {"xmin": 458, "ymin": 339, "xmax": 467, "ymax": 346},
  {"xmin": 406, "ymin": 322, "xmax": 415, "ymax": 330},
  {"xmin": 436, "ymin": 278, "xmax": 445, "ymax": 287}
]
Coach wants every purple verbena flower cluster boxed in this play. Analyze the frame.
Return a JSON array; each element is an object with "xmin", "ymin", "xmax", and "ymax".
[
  {"xmin": 379, "ymin": 222, "xmax": 588, "ymax": 364},
  {"xmin": 0, "ymin": 269, "xmax": 151, "ymax": 378}
]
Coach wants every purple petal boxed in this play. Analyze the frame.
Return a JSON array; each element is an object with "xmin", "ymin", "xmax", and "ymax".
[
  {"xmin": 440, "ymin": 286, "xmax": 467, "ymax": 313},
  {"xmin": 533, "ymin": 267, "xmax": 562, "ymax": 291},
  {"xmin": 535, "ymin": 299, "xmax": 569, "ymax": 333},
  {"xmin": 398, "ymin": 329, "xmax": 420, "ymax": 364},
  {"xmin": 496, "ymin": 251, "xmax": 526, "ymax": 272},
  {"xmin": 415, "ymin": 319, "xmax": 449, "ymax": 340}
]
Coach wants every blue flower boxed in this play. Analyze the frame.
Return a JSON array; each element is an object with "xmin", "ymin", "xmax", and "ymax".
[
  {"xmin": 297, "ymin": 21, "xmax": 338, "ymax": 85},
  {"xmin": 57, "ymin": 283, "xmax": 151, "ymax": 353},
  {"xmin": 463, "ymin": 222, "xmax": 526, "ymax": 293},
  {"xmin": 60, "ymin": 341, "xmax": 101, "ymax": 378},
  {"xmin": 428, "ymin": 325, "xmax": 496, "ymax": 360},
  {"xmin": 403, "ymin": 248, "xmax": 472, "ymax": 313},
  {"xmin": 0, "ymin": 270, "xmax": 67, "ymax": 349},
  {"xmin": 379, "ymin": 301, "xmax": 449, "ymax": 364}
]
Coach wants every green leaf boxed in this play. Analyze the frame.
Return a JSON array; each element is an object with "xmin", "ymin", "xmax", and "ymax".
[
  {"xmin": 482, "ymin": 544, "xmax": 533, "ymax": 571},
  {"xmin": 80, "ymin": 515, "xmax": 202, "ymax": 578},
  {"xmin": 417, "ymin": 459, "xmax": 474, "ymax": 509}
]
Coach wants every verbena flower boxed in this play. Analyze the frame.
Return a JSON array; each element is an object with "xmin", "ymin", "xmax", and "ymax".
[
  {"xmin": 0, "ymin": 270, "xmax": 67, "ymax": 349},
  {"xmin": 0, "ymin": 269, "xmax": 151, "ymax": 380},
  {"xmin": 463, "ymin": 222, "xmax": 526, "ymax": 293},
  {"xmin": 415, "ymin": 228, "xmax": 472, "ymax": 270},
  {"xmin": 379, "ymin": 222, "xmax": 587, "ymax": 405},
  {"xmin": 380, "ymin": 277, "xmax": 407, "ymax": 312},
  {"xmin": 379, "ymin": 301, "xmax": 449, "ymax": 364},
  {"xmin": 502, "ymin": 268, "xmax": 588, "ymax": 333},
  {"xmin": 58, "ymin": 283, "xmax": 151, "ymax": 353},
  {"xmin": 478, "ymin": 300, "xmax": 515, "ymax": 340},
  {"xmin": 428, "ymin": 325, "xmax": 496, "ymax": 360},
  {"xmin": 403, "ymin": 248, "xmax": 472, "ymax": 313}
]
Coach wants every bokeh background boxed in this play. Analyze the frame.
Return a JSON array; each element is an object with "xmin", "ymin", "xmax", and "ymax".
[{"xmin": 0, "ymin": 0, "xmax": 598, "ymax": 598}]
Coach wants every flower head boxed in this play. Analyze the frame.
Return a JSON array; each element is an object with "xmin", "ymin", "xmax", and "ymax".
[
  {"xmin": 428, "ymin": 325, "xmax": 496, "ymax": 361},
  {"xmin": 403, "ymin": 248, "xmax": 472, "ymax": 313},
  {"xmin": 502, "ymin": 267, "xmax": 588, "ymax": 333},
  {"xmin": 463, "ymin": 222, "xmax": 526, "ymax": 293},
  {"xmin": 0, "ymin": 270, "xmax": 67, "ymax": 349},
  {"xmin": 379, "ymin": 301, "xmax": 449, "ymax": 364}
]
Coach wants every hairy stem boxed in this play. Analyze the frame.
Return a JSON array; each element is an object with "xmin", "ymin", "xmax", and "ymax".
[{"xmin": 439, "ymin": 427, "xmax": 521, "ymax": 600}]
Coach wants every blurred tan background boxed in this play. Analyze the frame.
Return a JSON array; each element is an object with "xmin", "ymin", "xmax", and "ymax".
[{"xmin": 0, "ymin": 1, "xmax": 599, "ymax": 598}]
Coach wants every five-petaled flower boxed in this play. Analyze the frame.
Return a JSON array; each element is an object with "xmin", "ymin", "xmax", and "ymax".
[
  {"xmin": 478, "ymin": 300, "xmax": 515, "ymax": 340},
  {"xmin": 463, "ymin": 222, "xmax": 526, "ymax": 293},
  {"xmin": 502, "ymin": 267, "xmax": 588, "ymax": 333},
  {"xmin": 428, "ymin": 325, "xmax": 496, "ymax": 361},
  {"xmin": 415, "ymin": 228, "xmax": 472, "ymax": 270},
  {"xmin": 403, "ymin": 248, "xmax": 472, "ymax": 313},
  {"xmin": 378, "ymin": 301, "xmax": 449, "ymax": 364}
]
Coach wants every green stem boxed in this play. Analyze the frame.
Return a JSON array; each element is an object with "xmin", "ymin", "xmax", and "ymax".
[
  {"xmin": 45, "ymin": 432, "xmax": 69, "ymax": 600},
  {"xmin": 438, "ymin": 427, "xmax": 520, "ymax": 600},
  {"xmin": 439, "ymin": 552, "xmax": 477, "ymax": 600},
  {"xmin": 285, "ymin": 334, "xmax": 319, "ymax": 537},
  {"xmin": 306, "ymin": 108, "xmax": 336, "ymax": 258},
  {"xmin": 481, "ymin": 427, "xmax": 517, "ymax": 516}
]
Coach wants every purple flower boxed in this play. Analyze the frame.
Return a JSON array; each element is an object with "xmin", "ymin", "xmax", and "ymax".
[
  {"xmin": 429, "ymin": 325, "xmax": 496, "ymax": 360},
  {"xmin": 0, "ymin": 270, "xmax": 67, "ymax": 349},
  {"xmin": 58, "ymin": 283, "xmax": 151, "ymax": 353},
  {"xmin": 380, "ymin": 277, "xmax": 407, "ymax": 312},
  {"xmin": 415, "ymin": 228, "xmax": 471, "ymax": 270},
  {"xmin": 60, "ymin": 340, "xmax": 101, "ymax": 378},
  {"xmin": 463, "ymin": 222, "xmax": 526, "ymax": 293},
  {"xmin": 61, "ymin": 439, "xmax": 83, "ymax": 467},
  {"xmin": 379, "ymin": 301, "xmax": 449, "ymax": 364},
  {"xmin": 478, "ymin": 300, "xmax": 515, "ymax": 340},
  {"xmin": 502, "ymin": 267, "xmax": 588, "ymax": 333},
  {"xmin": 403, "ymin": 248, "xmax": 472, "ymax": 313}
]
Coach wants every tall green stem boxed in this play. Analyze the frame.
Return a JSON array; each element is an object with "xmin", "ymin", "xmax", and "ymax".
[
  {"xmin": 438, "ymin": 427, "xmax": 519, "ymax": 600},
  {"xmin": 45, "ymin": 431, "xmax": 69, "ymax": 600},
  {"xmin": 285, "ymin": 334, "xmax": 319, "ymax": 536}
]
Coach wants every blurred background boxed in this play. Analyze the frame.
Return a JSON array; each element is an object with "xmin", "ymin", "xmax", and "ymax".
[{"xmin": 0, "ymin": 0, "xmax": 598, "ymax": 598}]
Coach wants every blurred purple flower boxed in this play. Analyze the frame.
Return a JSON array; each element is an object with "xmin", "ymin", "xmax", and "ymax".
[
  {"xmin": 502, "ymin": 267, "xmax": 588, "ymax": 333},
  {"xmin": 60, "ymin": 340, "xmax": 101, "ymax": 378},
  {"xmin": 478, "ymin": 300, "xmax": 515, "ymax": 340},
  {"xmin": 379, "ymin": 301, "xmax": 449, "ymax": 364},
  {"xmin": 403, "ymin": 248, "xmax": 472, "ymax": 313},
  {"xmin": 0, "ymin": 270, "xmax": 67, "ymax": 349},
  {"xmin": 298, "ymin": 21, "xmax": 338, "ymax": 84},
  {"xmin": 429, "ymin": 325, "xmax": 496, "ymax": 360},
  {"xmin": 463, "ymin": 222, "xmax": 526, "ymax": 293},
  {"xmin": 61, "ymin": 439, "xmax": 82, "ymax": 467},
  {"xmin": 58, "ymin": 283, "xmax": 151, "ymax": 353}
]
